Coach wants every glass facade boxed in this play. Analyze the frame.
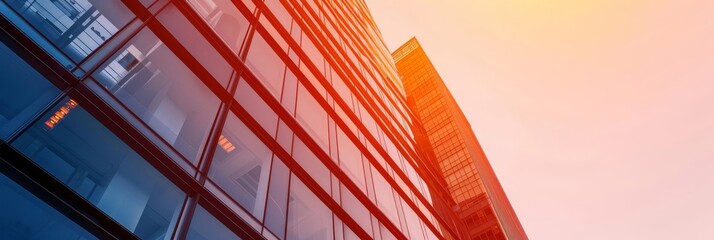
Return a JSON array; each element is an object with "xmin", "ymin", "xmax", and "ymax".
[
  {"xmin": 0, "ymin": 171, "xmax": 97, "ymax": 239},
  {"xmin": 0, "ymin": 0, "xmax": 523, "ymax": 240},
  {"xmin": 393, "ymin": 38, "xmax": 528, "ymax": 240}
]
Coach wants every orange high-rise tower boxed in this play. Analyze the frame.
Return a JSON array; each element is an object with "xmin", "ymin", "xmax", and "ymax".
[{"xmin": 394, "ymin": 38, "xmax": 528, "ymax": 240}]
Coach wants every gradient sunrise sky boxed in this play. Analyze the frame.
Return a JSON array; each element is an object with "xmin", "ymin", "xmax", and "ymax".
[{"xmin": 365, "ymin": 0, "xmax": 714, "ymax": 239}]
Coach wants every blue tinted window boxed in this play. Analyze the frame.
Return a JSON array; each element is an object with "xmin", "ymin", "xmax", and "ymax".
[
  {"xmin": 3, "ymin": 0, "xmax": 134, "ymax": 64},
  {"xmin": 208, "ymin": 113, "xmax": 272, "ymax": 220},
  {"xmin": 0, "ymin": 41, "xmax": 60, "ymax": 140},
  {"xmin": 92, "ymin": 28, "xmax": 221, "ymax": 164},
  {"xmin": 186, "ymin": 205, "xmax": 241, "ymax": 240},
  {"xmin": 0, "ymin": 172, "xmax": 97, "ymax": 239},
  {"xmin": 11, "ymin": 98, "xmax": 185, "ymax": 239}
]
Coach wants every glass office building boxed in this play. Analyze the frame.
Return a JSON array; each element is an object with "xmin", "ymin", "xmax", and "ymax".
[
  {"xmin": 0, "ymin": 0, "xmax": 481, "ymax": 239},
  {"xmin": 393, "ymin": 38, "xmax": 528, "ymax": 240}
]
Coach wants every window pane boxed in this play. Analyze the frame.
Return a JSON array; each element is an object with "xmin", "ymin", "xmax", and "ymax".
[
  {"xmin": 357, "ymin": 103, "xmax": 379, "ymax": 139},
  {"xmin": 0, "ymin": 41, "xmax": 60, "ymax": 140},
  {"xmin": 299, "ymin": 31, "xmax": 324, "ymax": 76},
  {"xmin": 245, "ymin": 32, "xmax": 285, "ymax": 98},
  {"xmin": 280, "ymin": 69, "xmax": 298, "ymax": 115},
  {"xmin": 380, "ymin": 223, "xmax": 398, "ymax": 240},
  {"xmin": 340, "ymin": 184, "xmax": 372, "ymax": 237},
  {"xmin": 92, "ymin": 28, "xmax": 221, "ymax": 164},
  {"xmin": 187, "ymin": 0, "xmax": 250, "ymax": 54},
  {"xmin": 295, "ymin": 83, "xmax": 329, "ymax": 151},
  {"xmin": 235, "ymin": 79, "xmax": 278, "ymax": 135},
  {"xmin": 402, "ymin": 201, "xmax": 424, "ymax": 240},
  {"xmin": 263, "ymin": 0, "xmax": 292, "ymax": 31},
  {"xmin": 158, "ymin": 3, "xmax": 232, "ymax": 87},
  {"xmin": 0, "ymin": 172, "xmax": 97, "ymax": 239},
  {"xmin": 4, "ymin": 0, "xmax": 134, "ymax": 63},
  {"xmin": 208, "ymin": 113, "xmax": 272, "ymax": 219},
  {"xmin": 330, "ymin": 67, "xmax": 352, "ymax": 109},
  {"xmin": 258, "ymin": 16, "xmax": 288, "ymax": 54},
  {"xmin": 337, "ymin": 128, "xmax": 366, "ymax": 191},
  {"xmin": 286, "ymin": 175, "xmax": 332, "ymax": 240},
  {"xmin": 343, "ymin": 225, "xmax": 360, "ymax": 240},
  {"xmin": 186, "ymin": 205, "xmax": 241, "ymax": 240},
  {"xmin": 291, "ymin": 138, "xmax": 330, "ymax": 192},
  {"xmin": 11, "ymin": 99, "xmax": 185, "ymax": 239},
  {"xmin": 372, "ymin": 165, "xmax": 399, "ymax": 226},
  {"xmin": 264, "ymin": 158, "xmax": 289, "ymax": 238}
]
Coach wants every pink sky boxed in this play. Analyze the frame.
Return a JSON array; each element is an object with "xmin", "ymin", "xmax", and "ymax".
[{"xmin": 365, "ymin": 0, "xmax": 714, "ymax": 239}]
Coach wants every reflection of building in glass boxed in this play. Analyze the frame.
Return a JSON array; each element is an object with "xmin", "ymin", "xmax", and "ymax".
[
  {"xmin": 0, "ymin": 0, "xmax": 523, "ymax": 239},
  {"xmin": 5, "ymin": 0, "xmax": 125, "ymax": 63},
  {"xmin": 394, "ymin": 38, "xmax": 528, "ymax": 240}
]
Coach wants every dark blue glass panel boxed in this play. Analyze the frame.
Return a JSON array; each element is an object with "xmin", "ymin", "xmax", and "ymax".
[
  {"xmin": 186, "ymin": 205, "xmax": 241, "ymax": 240},
  {"xmin": 208, "ymin": 113, "xmax": 272, "ymax": 220},
  {"xmin": 11, "ymin": 98, "xmax": 185, "ymax": 239},
  {"xmin": 92, "ymin": 28, "xmax": 221, "ymax": 164},
  {"xmin": 0, "ymin": 40, "xmax": 60, "ymax": 140},
  {"xmin": 0, "ymin": 172, "xmax": 97, "ymax": 239},
  {"xmin": 2, "ymin": 0, "xmax": 134, "ymax": 64}
]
